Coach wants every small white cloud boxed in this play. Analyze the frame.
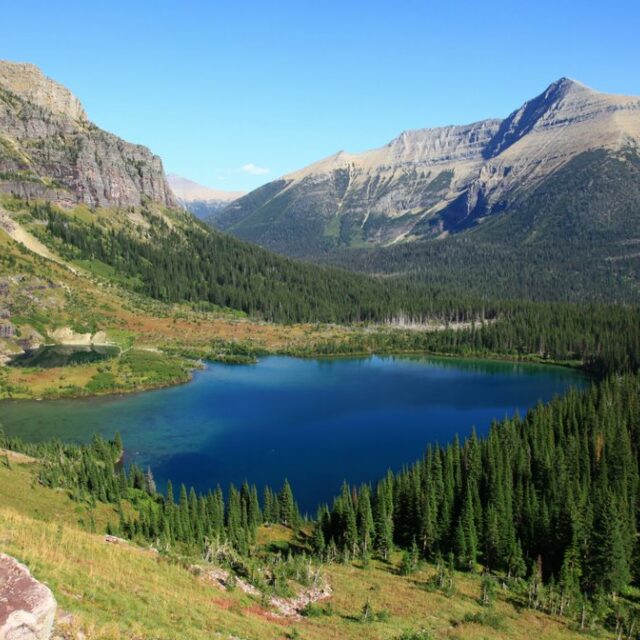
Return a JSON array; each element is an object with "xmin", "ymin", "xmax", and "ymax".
[{"xmin": 241, "ymin": 163, "xmax": 270, "ymax": 176}]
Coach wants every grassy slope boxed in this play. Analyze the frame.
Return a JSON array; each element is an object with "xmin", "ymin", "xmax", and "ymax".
[
  {"xmin": 0, "ymin": 456, "xmax": 594, "ymax": 640},
  {"xmin": 0, "ymin": 220, "xmax": 356, "ymax": 400}
]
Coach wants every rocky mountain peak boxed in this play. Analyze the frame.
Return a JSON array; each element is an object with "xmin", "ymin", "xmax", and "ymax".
[
  {"xmin": 482, "ymin": 76, "xmax": 637, "ymax": 159},
  {"xmin": 0, "ymin": 60, "xmax": 87, "ymax": 122},
  {"xmin": 544, "ymin": 76, "xmax": 593, "ymax": 98}
]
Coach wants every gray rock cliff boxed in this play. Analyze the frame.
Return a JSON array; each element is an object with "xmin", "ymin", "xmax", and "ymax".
[{"xmin": 0, "ymin": 61, "xmax": 176, "ymax": 209}]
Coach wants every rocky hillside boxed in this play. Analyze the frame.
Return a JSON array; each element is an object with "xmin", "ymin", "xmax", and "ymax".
[
  {"xmin": 167, "ymin": 173, "xmax": 243, "ymax": 219},
  {"xmin": 215, "ymin": 78, "xmax": 640, "ymax": 258},
  {"xmin": 0, "ymin": 61, "xmax": 176, "ymax": 208}
]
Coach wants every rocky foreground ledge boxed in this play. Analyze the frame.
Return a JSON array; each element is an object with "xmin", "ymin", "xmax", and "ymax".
[{"xmin": 0, "ymin": 553, "xmax": 56, "ymax": 640}]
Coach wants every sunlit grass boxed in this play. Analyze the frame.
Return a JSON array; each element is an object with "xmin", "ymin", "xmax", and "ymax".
[{"xmin": 0, "ymin": 476, "xmax": 593, "ymax": 640}]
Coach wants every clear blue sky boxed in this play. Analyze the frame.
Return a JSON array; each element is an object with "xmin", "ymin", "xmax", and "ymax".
[{"xmin": 3, "ymin": 0, "xmax": 639, "ymax": 192}]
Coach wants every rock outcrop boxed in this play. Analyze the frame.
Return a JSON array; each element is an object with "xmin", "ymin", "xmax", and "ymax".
[
  {"xmin": 48, "ymin": 327, "xmax": 110, "ymax": 347},
  {"xmin": 0, "ymin": 60, "xmax": 176, "ymax": 209},
  {"xmin": 215, "ymin": 78, "xmax": 640, "ymax": 256},
  {"xmin": 0, "ymin": 553, "xmax": 56, "ymax": 640},
  {"xmin": 0, "ymin": 63, "xmax": 86, "ymax": 123}
]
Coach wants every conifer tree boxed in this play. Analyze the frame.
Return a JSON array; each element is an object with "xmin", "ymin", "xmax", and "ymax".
[
  {"xmin": 589, "ymin": 493, "xmax": 631, "ymax": 595},
  {"xmin": 312, "ymin": 523, "xmax": 326, "ymax": 557},
  {"xmin": 278, "ymin": 479, "xmax": 297, "ymax": 527},
  {"xmin": 145, "ymin": 467, "xmax": 156, "ymax": 495},
  {"xmin": 357, "ymin": 485, "xmax": 375, "ymax": 554},
  {"xmin": 374, "ymin": 485, "xmax": 393, "ymax": 560},
  {"xmin": 455, "ymin": 486, "xmax": 478, "ymax": 570}
]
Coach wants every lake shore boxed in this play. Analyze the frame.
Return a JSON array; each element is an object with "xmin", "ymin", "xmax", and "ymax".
[
  {"xmin": 0, "ymin": 354, "xmax": 586, "ymax": 512},
  {"xmin": 0, "ymin": 337, "xmax": 591, "ymax": 402},
  {"xmin": 0, "ymin": 342, "xmax": 589, "ymax": 402}
]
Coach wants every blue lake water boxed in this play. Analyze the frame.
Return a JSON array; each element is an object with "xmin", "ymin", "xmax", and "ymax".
[{"xmin": 0, "ymin": 355, "xmax": 587, "ymax": 512}]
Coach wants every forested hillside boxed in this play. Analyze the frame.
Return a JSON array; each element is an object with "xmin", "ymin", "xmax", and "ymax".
[
  {"xmin": 11, "ymin": 198, "xmax": 478, "ymax": 324},
  {"xmin": 324, "ymin": 149, "xmax": 640, "ymax": 303},
  {"xmin": 321, "ymin": 374, "xmax": 640, "ymax": 598}
]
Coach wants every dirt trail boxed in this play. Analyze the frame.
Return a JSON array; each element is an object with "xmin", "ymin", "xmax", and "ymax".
[{"xmin": 0, "ymin": 207, "xmax": 76, "ymax": 273}]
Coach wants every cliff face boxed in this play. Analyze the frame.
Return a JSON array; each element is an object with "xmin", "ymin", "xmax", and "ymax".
[
  {"xmin": 216, "ymin": 78, "xmax": 640, "ymax": 256},
  {"xmin": 0, "ymin": 61, "xmax": 176, "ymax": 209}
]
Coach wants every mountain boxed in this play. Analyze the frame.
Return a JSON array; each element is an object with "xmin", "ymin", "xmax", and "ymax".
[
  {"xmin": 214, "ymin": 78, "xmax": 640, "ymax": 266},
  {"xmin": 428, "ymin": 77, "xmax": 640, "ymax": 234},
  {"xmin": 0, "ymin": 60, "xmax": 477, "ymax": 342},
  {"xmin": 167, "ymin": 173, "xmax": 244, "ymax": 219},
  {"xmin": 215, "ymin": 118, "xmax": 501, "ymax": 255},
  {"xmin": 0, "ymin": 60, "xmax": 176, "ymax": 208}
]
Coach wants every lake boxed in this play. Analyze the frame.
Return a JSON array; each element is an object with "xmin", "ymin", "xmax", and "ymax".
[{"xmin": 0, "ymin": 355, "xmax": 586, "ymax": 512}]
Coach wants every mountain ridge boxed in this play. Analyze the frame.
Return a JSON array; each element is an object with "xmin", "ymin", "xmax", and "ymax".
[{"xmin": 213, "ymin": 78, "xmax": 640, "ymax": 256}]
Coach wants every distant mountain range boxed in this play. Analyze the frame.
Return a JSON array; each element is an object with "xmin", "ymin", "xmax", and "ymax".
[
  {"xmin": 167, "ymin": 174, "xmax": 244, "ymax": 220},
  {"xmin": 1, "ymin": 60, "xmax": 638, "ymax": 303},
  {"xmin": 212, "ymin": 78, "xmax": 640, "ymax": 263}
]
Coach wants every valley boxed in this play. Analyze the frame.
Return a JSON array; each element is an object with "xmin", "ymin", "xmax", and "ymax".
[{"xmin": 0, "ymin": 54, "xmax": 639, "ymax": 640}]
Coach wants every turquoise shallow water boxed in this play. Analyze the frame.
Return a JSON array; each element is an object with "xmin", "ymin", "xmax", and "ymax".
[{"xmin": 0, "ymin": 355, "xmax": 586, "ymax": 512}]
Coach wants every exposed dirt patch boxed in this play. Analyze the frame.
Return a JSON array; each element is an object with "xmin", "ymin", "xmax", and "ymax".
[
  {"xmin": 0, "ymin": 448, "xmax": 36, "ymax": 464},
  {"xmin": 245, "ymin": 604, "xmax": 290, "ymax": 625}
]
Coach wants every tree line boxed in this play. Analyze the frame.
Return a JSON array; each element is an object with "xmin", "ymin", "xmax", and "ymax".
[
  {"xmin": 294, "ymin": 301, "xmax": 640, "ymax": 376},
  {"xmin": 0, "ymin": 426, "xmax": 300, "ymax": 557},
  {"xmin": 317, "ymin": 374, "xmax": 640, "ymax": 605},
  {"xmin": 119, "ymin": 478, "xmax": 301, "ymax": 556},
  {"xmin": 28, "ymin": 201, "xmax": 478, "ymax": 324}
]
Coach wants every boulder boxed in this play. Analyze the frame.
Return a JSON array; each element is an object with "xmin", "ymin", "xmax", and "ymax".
[{"xmin": 0, "ymin": 553, "xmax": 56, "ymax": 640}]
